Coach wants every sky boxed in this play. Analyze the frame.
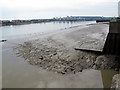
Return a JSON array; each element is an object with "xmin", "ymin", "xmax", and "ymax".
[{"xmin": 0, "ymin": 0, "xmax": 119, "ymax": 20}]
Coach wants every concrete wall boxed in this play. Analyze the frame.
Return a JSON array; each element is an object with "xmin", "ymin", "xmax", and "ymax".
[{"xmin": 109, "ymin": 21, "xmax": 120, "ymax": 33}]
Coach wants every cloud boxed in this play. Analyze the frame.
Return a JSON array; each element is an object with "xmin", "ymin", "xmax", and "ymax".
[
  {"xmin": 0, "ymin": 0, "xmax": 119, "ymax": 19},
  {"xmin": 0, "ymin": 0, "xmax": 119, "ymax": 10}
]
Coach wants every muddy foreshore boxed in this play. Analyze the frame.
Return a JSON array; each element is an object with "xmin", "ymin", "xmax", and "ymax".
[{"xmin": 13, "ymin": 23, "xmax": 120, "ymax": 75}]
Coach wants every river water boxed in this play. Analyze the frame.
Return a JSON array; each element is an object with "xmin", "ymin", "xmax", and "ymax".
[
  {"xmin": 1, "ymin": 21, "xmax": 116, "ymax": 88},
  {"xmin": 0, "ymin": 21, "xmax": 96, "ymax": 40}
]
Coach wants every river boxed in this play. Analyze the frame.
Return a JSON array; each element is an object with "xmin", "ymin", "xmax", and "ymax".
[
  {"xmin": 1, "ymin": 21, "xmax": 116, "ymax": 88},
  {"xmin": 0, "ymin": 21, "xmax": 96, "ymax": 40}
]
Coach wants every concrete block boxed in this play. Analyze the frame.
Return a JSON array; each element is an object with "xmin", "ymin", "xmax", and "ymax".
[{"xmin": 109, "ymin": 21, "xmax": 120, "ymax": 33}]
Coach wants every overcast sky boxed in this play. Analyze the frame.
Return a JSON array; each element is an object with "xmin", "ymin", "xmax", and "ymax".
[{"xmin": 0, "ymin": 0, "xmax": 119, "ymax": 20}]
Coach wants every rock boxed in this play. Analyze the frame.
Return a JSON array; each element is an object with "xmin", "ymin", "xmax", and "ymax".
[
  {"xmin": 111, "ymin": 74, "xmax": 120, "ymax": 89},
  {"xmin": 66, "ymin": 68, "xmax": 72, "ymax": 73},
  {"xmin": 95, "ymin": 55, "xmax": 106, "ymax": 68},
  {"xmin": 74, "ymin": 64, "xmax": 83, "ymax": 72},
  {"xmin": 96, "ymin": 56, "xmax": 104, "ymax": 62},
  {"xmin": 61, "ymin": 71, "xmax": 66, "ymax": 74},
  {"xmin": 46, "ymin": 50, "xmax": 50, "ymax": 52},
  {"xmin": 93, "ymin": 65, "xmax": 97, "ymax": 69},
  {"xmin": 39, "ymin": 56, "xmax": 43, "ymax": 59},
  {"xmin": 86, "ymin": 59, "xmax": 90, "ymax": 63},
  {"xmin": 87, "ymin": 59, "xmax": 94, "ymax": 68},
  {"xmin": 115, "ymin": 68, "xmax": 119, "ymax": 71},
  {"xmin": 53, "ymin": 52, "xmax": 57, "ymax": 55},
  {"xmin": 95, "ymin": 55, "xmax": 119, "ymax": 69},
  {"xmin": 81, "ymin": 56, "xmax": 84, "ymax": 59}
]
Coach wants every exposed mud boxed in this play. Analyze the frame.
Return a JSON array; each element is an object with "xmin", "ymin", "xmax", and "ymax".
[{"xmin": 13, "ymin": 24, "xmax": 120, "ymax": 74}]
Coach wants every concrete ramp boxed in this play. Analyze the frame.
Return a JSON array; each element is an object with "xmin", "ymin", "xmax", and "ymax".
[{"xmin": 75, "ymin": 40, "xmax": 104, "ymax": 52}]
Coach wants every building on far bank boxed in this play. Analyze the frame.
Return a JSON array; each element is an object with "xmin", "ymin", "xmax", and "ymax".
[
  {"xmin": 2, "ymin": 20, "xmax": 11, "ymax": 26},
  {"xmin": 12, "ymin": 20, "xmax": 21, "ymax": 23}
]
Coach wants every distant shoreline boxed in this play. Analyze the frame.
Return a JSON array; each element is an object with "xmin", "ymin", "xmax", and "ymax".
[{"xmin": 0, "ymin": 16, "xmax": 115, "ymax": 26}]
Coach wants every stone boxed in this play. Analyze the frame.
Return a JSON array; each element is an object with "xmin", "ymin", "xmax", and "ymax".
[
  {"xmin": 46, "ymin": 50, "xmax": 50, "ymax": 52},
  {"xmin": 111, "ymin": 74, "xmax": 120, "ymax": 89},
  {"xmin": 93, "ymin": 65, "xmax": 97, "ymax": 69},
  {"xmin": 53, "ymin": 52, "xmax": 57, "ymax": 55},
  {"xmin": 95, "ymin": 56, "xmax": 105, "ymax": 67},
  {"xmin": 96, "ymin": 55, "xmax": 105, "ymax": 61},
  {"xmin": 75, "ymin": 64, "xmax": 83, "ymax": 72},
  {"xmin": 86, "ymin": 58, "xmax": 90, "ymax": 63},
  {"xmin": 39, "ymin": 56, "xmax": 43, "ymax": 59}
]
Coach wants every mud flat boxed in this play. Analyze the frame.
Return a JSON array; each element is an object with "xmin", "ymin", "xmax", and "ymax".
[{"xmin": 13, "ymin": 23, "xmax": 120, "ymax": 74}]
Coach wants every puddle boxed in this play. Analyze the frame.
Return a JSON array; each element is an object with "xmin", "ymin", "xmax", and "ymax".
[{"xmin": 101, "ymin": 69, "xmax": 119, "ymax": 88}]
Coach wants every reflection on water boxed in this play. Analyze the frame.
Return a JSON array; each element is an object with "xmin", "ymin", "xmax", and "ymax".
[
  {"xmin": 2, "ymin": 43, "xmax": 103, "ymax": 88},
  {"xmin": 2, "ymin": 21, "xmax": 106, "ymax": 88},
  {"xmin": 101, "ymin": 69, "xmax": 119, "ymax": 88},
  {"xmin": 0, "ymin": 21, "xmax": 96, "ymax": 40}
]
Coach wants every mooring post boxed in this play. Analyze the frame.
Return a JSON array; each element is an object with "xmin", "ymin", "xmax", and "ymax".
[{"xmin": 103, "ymin": 1, "xmax": 120, "ymax": 55}]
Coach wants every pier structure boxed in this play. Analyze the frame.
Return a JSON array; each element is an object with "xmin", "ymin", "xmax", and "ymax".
[
  {"xmin": 103, "ymin": 1, "xmax": 120, "ymax": 55},
  {"xmin": 103, "ymin": 19, "xmax": 120, "ymax": 55}
]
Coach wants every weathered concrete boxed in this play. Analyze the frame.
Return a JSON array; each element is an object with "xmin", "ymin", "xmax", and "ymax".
[
  {"xmin": 109, "ymin": 20, "xmax": 120, "ymax": 33},
  {"xmin": 103, "ymin": 20, "xmax": 120, "ymax": 55}
]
